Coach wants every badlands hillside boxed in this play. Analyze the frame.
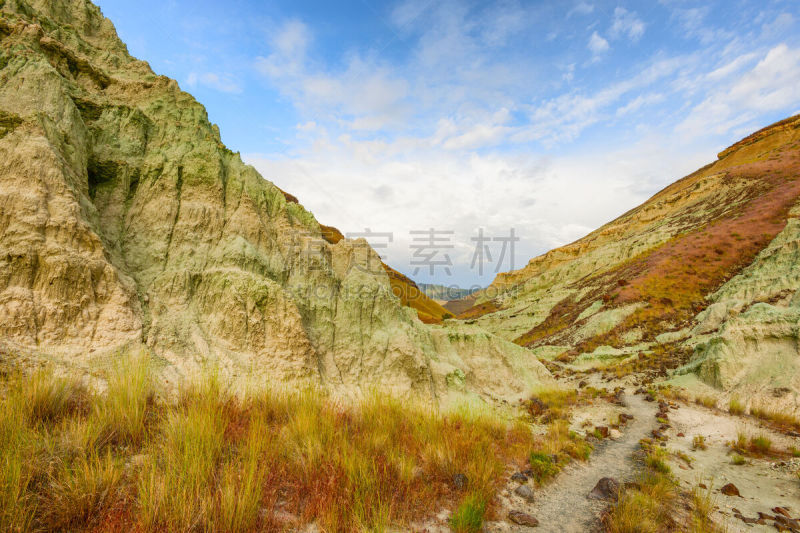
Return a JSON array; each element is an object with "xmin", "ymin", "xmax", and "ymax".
[
  {"xmin": 3, "ymin": 1, "xmax": 800, "ymax": 533},
  {"xmin": 458, "ymin": 114, "xmax": 800, "ymax": 413},
  {"xmin": 0, "ymin": 0, "xmax": 549, "ymax": 404}
]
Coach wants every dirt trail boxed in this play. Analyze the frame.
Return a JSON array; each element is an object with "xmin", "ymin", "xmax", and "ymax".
[{"xmin": 487, "ymin": 392, "xmax": 657, "ymax": 532}]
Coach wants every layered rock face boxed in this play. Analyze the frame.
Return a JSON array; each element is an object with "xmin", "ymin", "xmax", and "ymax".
[
  {"xmin": 0, "ymin": 0, "xmax": 550, "ymax": 403},
  {"xmin": 457, "ymin": 114, "xmax": 800, "ymax": 408},
  {"xmin": 674, "ymin": 199, "xmax": 800, "ymax": 411}
]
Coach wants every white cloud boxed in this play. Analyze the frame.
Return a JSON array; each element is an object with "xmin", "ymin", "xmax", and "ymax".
[
  {"xmin": 254, "ymin": 19, "xmax": 310, "ymax": 79},
  {"xmin": 186, "ymin": 72, "xmax": 242, "ymax": 93},
  {"xmin": 616, "ymin": 93, "xmax": 665, "ymax": 116},
  {"xmin": 255, "ymin": 22, "xmax": 410, "ymax": 130},
  {"xmin": 567, "ymin": 2, "xmax": 594, "ymax": 18},
  {"xmin": 705, "ymin": 53, "xmax": 758, "ymax": 81},
  {"xmin": 243, "ymin": 129, "xmax": 714, "ymax": 285},
  {"xmin": 588, "ymin": 31, "xmax": 610, "ymax": 55},
  {"xmin": 761, "ymin": 12, "xmax": 794, "ymax": 36},
  {"xmin": 241, "ymin": 0, "xmax": 800, "ymax": 285},
  {"xmin": 610, "ymin": 7, "xmax": 646, "ymax": 41},
  {"xmin": 517, "ymin": 56, "xmax": 687, "ymax": 144},
  {"xmin": 678, "ymin": 45, "xmax": 800, "ymax": 136}
]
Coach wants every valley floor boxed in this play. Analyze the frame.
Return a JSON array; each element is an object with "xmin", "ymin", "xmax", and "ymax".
[{"xmin": 3, "ymin": 354, "xmax": 800, "ymax": 533}]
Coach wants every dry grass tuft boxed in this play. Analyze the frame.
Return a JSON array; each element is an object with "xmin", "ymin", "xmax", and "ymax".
[
  {"xmin": 694, "ymin": 395, "xmax": 717, "ymax": 409},
  {"xmin": 604, "ymin": 441, "xmax": 722, "ymax": 532},
  {"xmin": 750, "ymin": 404, "xmax": 800, "ymax": 431},
  {"xmin": 1, "ymin": 358, "xmax": 550, "ymax": 532},
  {"xmin": 728, "ymin": 397, "xmax": 745, "ymax": 416}
]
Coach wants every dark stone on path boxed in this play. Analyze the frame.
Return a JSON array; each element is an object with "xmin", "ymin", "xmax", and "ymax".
[
  {"xmin": 514, "ymin": 484, "xmax": 535, "ymax": 503},
  {"xmin": 453, "ymin": 473, "xmax": 468, "ymax": 491},
  {"xmin": 508, "ymin": 510, "xmax": 539, "ymax": 527},
  {"xmin": 595, "ymin": 426, "xmax": 609, "ymax": 438},
  {"xmin": 720, "ymin": 483, "xmax": 741, "ymax": 497},
  {"xmin": 511, "ymin": 472, "xmax": 528, "ymax": 483},
  {"xmin": 588, "ymin": 477, "xmax": 620, "ymax": 501},
  {"xmin": 774, "ymin": 507, "xmax": 792, "ymax": 518}
]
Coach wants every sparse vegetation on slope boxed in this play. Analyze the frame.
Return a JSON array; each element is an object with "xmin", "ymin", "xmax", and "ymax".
[{"xmin": 461, "ymin": 115, "xmax": 800, "ymax": 369}]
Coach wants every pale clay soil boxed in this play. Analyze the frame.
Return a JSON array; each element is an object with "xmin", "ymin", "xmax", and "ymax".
[
  {"xmin": 410, "ymin": 376, "xmax": 800, "ymax": 533},
  {"xmin": 666, "ymin": 402, "xmax": 800, "ymax": 532}
]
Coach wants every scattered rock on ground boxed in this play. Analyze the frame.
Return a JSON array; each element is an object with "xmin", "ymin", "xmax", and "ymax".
[
  {"xmin": 511, "ymin": 472, "xmax": 528, "ymax": 483},
  {"xmin": 720, "ymin": 483, "xmax": 741, "ymax": 497},
  {"xmin": 453, "ymin": 473, "xmax": 468, "ymax": 491},
  {"xmin": 515, "ymin": 484, "xmax": 536, "ymax": 503},
  {"xmin": 508, "ymin": 510, "xmax": 539, "ymax": 527},
  {"xmin": 588, "ymin": 477, "xmax": 620, "ymax": 501}
]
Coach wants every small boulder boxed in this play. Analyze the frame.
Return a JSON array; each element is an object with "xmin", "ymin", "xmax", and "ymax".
[
  {"xmin": 514, "ymin": 484, "xmax": 535, "ymax": 503},
  {"xmin": 453, "ymin": 473, "xmax": 468, "ymax": 491},
  {"xmin": 588, "ymin": 477, "xmax": 620, "ymax": 501},
  {"xmin": 595, "ymin": 426, "xmax": 610, "ymax": 438},
  {"xmin": 774, "ymin": 507, "xmax": 792, "ymax": 518},
  {"xmin": 720, "ymin": 483, "xmax": 741, "ymax": 497},
  {"xmin": 511, "ymin": 472, "xmax": 528, "ymax": 483},
  {"xmin": 508, "ymin": 510, "xmax": 539, "ymax": 527}
]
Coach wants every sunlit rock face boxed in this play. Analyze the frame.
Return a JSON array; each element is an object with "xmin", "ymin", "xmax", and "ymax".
[
  {"xmin": 457, "ymin": 113, "xmax": 800, "ymax": 409},
  {"xmin": 0, "ymin": 0, "xmax": 551, "ymax": 403}
]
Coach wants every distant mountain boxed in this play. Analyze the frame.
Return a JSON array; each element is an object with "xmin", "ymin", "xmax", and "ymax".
[{"xmin": 462, "ymin": 115, "xmax": 800, "ymax": 413}]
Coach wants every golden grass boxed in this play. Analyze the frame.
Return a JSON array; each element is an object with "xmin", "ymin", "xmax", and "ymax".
[
  {"xmin": 605, "ymin": 470, "xmax": 677, "ymax": 533},
  {"xmin": 694, "ymin": 395, "xmax": 717, "ymax": 409},
  {"xmin": 691, "ymin": 435, "xmax": 707, "ymax": 451},
  {"xmin": 750, "ymin": 404, "xmax": 800, "ymax": 431},
  {"xmin": 728, "ymin": 431, "xmax": 780, "ymax": 459},
  {"xmin": 728, "ymin": 397, "xmax": 745, "ymax": 416},
  {"xmin": 0, "ymin": 358, "xmax": 551, "ymax": 532},
  {"xmin": 604, "ymin": 442, "xmax": 722, "ymax": 532}
]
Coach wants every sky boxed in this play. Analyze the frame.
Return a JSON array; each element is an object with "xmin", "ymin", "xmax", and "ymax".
[{"xmin": 94, "ymin": 0, "xmax": 800, "ymax": 288}]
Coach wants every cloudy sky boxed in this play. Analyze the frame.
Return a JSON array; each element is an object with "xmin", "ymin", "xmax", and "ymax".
[{"xmin": 95, "ymin": 0, "xmax": 800, "ymax": 287}]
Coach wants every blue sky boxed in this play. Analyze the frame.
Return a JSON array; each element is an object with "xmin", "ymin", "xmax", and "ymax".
[{"xmin": 94, "ymin": 0, "xmax": 800, "ymax": 287}]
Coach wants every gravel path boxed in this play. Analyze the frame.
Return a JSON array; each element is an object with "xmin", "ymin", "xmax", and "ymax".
[{"xmin": 489, "ymin": 392, "xmax": 657, "ymax": 532}]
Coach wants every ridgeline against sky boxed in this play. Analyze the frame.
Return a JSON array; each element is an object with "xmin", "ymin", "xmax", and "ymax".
[{"xmin": 94, "ymin": 0, "xmax": 800, "ymax": 286}]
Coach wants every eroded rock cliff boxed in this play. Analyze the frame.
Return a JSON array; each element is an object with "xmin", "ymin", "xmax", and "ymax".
[{"xmin": 0, "ymin": 0, "xmax": 550, "ymax": 403}]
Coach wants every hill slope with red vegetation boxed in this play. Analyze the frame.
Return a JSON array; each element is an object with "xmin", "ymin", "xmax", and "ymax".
[{"xmin": 458, "ymin": 115, "xmax": 800, "ymax": 369}]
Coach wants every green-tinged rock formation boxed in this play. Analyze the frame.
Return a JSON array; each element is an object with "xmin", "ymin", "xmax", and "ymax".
[
  {"xmin": 455, "ymin": 113, "xmax": 800, "ymax": 380},
  {"xmin": 674, "ymin": 200, "xmax": 800, "ymax": 412},
  {"xmin": 0, "ymin": 0, "xmax": 551, "ymax": 404}
]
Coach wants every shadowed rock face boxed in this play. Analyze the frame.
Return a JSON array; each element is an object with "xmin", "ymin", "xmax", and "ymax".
[{"xmin": 0, "ymin": 0, "xmax": 551, "ymax": 402}]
